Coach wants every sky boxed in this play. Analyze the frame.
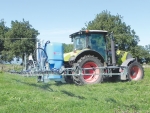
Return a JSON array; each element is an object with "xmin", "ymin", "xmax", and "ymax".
[{"xmin": 0, "ymin": 0, "xmax": 150, "ymax": 46}]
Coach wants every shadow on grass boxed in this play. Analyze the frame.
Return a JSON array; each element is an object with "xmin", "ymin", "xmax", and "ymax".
[
  {"xmin": 12, "ymin": 78, "xmax": 87, "ymax": 100},
  {"xmin": 105, "ymin": 98, "xmax": 117, "ymax": 103},
  {"xmin": 105, "ymin": 98, "xmax": 139, "ymax": 112},
  {"xmin": 103, "ymin": 76, "xmax": 128, "ymax": 83},
  {"xmin": 61, "ymin": 90, "xmax": 86, "ymax": 100},
  {"xmin": 12, "ymin": 78, "xmax": 54, "ymax": 92}
]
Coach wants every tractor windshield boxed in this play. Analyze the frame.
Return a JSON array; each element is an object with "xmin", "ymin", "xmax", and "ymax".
[{"xmin": 73, "ymin": 34, "xmax": 86, "ymax": 50}]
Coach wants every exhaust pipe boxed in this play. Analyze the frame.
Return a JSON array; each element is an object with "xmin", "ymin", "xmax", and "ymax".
[{"xmin": 110, "ymin": 32, "xmax": 116, "ymax": 66}]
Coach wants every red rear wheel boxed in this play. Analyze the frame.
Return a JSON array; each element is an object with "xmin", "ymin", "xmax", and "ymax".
[
  {"xmin": 128, "ymin": 62, "xmax": 144, "ymax": 81},
  {"xmin": 82, "ymin": 62, "xmax": 100, "ymax": 83},
  {"xmin": 73, "ymin": 55, "xmax": 103, "ymax": 85},
  {"xmin": 130, "ymin": 66, "xmax": 141, "ymax": 79}
]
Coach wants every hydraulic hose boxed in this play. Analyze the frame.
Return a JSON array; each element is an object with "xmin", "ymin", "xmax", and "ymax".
[
  {"xmin": 33, "ymin": 41, "xmax": 50, "ymax": 66},
  {"xmin": 33, "ymin": 48, "xmax": 48, "ymax": 67}
]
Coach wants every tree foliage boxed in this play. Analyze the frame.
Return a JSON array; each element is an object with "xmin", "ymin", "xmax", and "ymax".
[
  {"xmin": 84, "ymin": 10, "xmax": 139, "ymax": 50},
  {"xmin": 1, "ymin": 19, "xmax": 39, "ymax": 62},
  {"xmin": 0, "ymin": 19, "xmax": 9, "ymax": 54},
  {"xmin": 145, "ymin": 44, "xmax": 150, "ymax": 53},
  {"xmin": 63, "ymin": 43, "xmax": 73, "ymax": 53},
  {"xmin": 130, "ymin": 45, "xmax": 150, "ymax": 63},
  {"xmin": 83, "ymin": 10, "xmax": 150, "ymax": 63}
]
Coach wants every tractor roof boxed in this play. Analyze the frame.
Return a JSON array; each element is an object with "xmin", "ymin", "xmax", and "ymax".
[{"xmin": 69, "ymin": 30, "xmax": 108, "ymax": 37}]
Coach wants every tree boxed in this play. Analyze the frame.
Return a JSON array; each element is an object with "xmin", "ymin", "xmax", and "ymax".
[
  {"xmin": 1, "ymin": 19, "xmax": 39, "ymax": 62},
  {"xmin": 130, "ymin": 45, "xmax": 150, "ymax": 63},
  {"xmin": 0, "ymin": 19, "xmax": 9, "ymax": 54},
  {"xmin": 83, "ymin": 10, "xmax": 139, "ymax": 51},
  {"xmin": 145, "ymin": 44, "xmax": 150, "ymax": 53},
  {"xmin": 144, "ymin": 44, "xmax": 150, "ymax": 63},
  {"xmin": 63, "ymin": 43, "xmax": 73, "ymax": 53}
]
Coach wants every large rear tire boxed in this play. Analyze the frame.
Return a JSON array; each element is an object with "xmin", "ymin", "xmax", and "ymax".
[
  {"xmin": 128, "ymin": 61, "xmax": 144, "ymax": 81},
  {"xmin": 73, "ymin": 55, "xmax": 103, "ymax": 85}
]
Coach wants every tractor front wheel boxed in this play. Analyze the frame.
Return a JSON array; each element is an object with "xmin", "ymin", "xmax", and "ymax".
[
  {"xmin": 128, "ymin": 61, "xmax": 144, "ymax": 81},
  {"xmin": 73, "ymin": 55, "xmax": 103, "ymax": 85}
]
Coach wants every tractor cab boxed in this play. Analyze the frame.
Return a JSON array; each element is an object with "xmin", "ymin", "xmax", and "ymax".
[{"xmin": 70, "ymin": 30, "xmax": 108, "ymax": 60}]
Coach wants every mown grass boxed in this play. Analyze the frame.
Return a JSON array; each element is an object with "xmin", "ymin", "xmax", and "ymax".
[{"xmin": 0, "ymin": 68, "xmax": 150, "ymax": 113}]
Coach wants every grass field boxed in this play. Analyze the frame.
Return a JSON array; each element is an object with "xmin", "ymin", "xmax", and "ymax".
[{"xmin": 0, "ymin": 68, "xmax": 150, "ymax": 113}]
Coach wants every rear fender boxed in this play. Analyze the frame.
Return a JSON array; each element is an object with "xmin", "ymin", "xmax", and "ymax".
[
  {"xmin": 120, "ymin": 58, "xmax": 136, "ymax": 80},
  {"xmin": 74, "ymin": 50, "xmax": 105, "ymax": 63},
  {"xmin": 64, "ymin": 50, "xmax": 81, "ymax": 62},
  {"xmin": 121, "ymin": 58, "xmax": 136, "ymax": 67}
]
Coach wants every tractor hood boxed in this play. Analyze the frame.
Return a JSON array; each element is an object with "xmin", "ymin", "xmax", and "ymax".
[
  {"xmin": 64, "ymin": 50, "xmax": 81, "ymax": 62},
  {"xmin": 64, "ymin": 49, "xmax": 91, "ymax": 62}
]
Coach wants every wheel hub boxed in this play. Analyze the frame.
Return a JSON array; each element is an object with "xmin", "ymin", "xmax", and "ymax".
[{"xmin": 82, "ymin": 62, "xmax": 100, "ymax": 83}]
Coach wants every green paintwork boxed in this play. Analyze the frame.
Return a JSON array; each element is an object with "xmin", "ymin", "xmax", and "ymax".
[
  {"xmin": 64, "ymin": 49, "xmax": 130, "ymax": 65},
  {"xmin": 64, "ymin": 49, "xmax": 90, "ymax": 62},
  {"xmin": 64, "ymin": 50, "xmax": 81, "ymax": 62}
]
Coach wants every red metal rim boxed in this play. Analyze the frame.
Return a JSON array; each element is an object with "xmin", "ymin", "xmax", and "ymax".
[
  {"xmin": 129, "ymin": 65, "xmax": 142, "ymax": 80},
  {"xmin": 82, "ymin": 62, "xmax": 100, "ymax": 83}
]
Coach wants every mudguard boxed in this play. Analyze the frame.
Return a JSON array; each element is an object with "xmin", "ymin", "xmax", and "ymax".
[
  {"xmin": 121, "ymin": 58, "xmax": 136, "ymax": 66},
  {"xmin": 120, "ymin": 58, "xmax": 136, "ymax": 80},
  {"xmin": 116, "ymin": 50, "xmax": 132, "ymax": 65},
  {"xmin": 64, "ymin": 50, "xmax": 81, "ymax": 62},
  {"xmin": 64, "ymin": 49, "xmax": 105, "ymax": 63}
]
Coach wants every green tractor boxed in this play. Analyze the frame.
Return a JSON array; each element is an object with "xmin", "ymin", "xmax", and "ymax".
[{"xmin": 63, "ymin": 30, "xmax": 144, "ymax": 85}]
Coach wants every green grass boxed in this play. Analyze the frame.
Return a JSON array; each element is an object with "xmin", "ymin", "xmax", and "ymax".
[
  {"xmin": 0, "ymin": 64, "xmax": 23, "ymax": 72},
  {"xmin": 0, "ymin": 69, "xmax": 150, "ymax": 113}
]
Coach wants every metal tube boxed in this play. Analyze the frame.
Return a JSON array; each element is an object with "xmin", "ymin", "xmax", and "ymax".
[
  {"xmin": 110, "ymin": 32, "xmax": 116, "ymax": 66},
  {"xmin": 24, "ymin": 53, "xmax": 26, "ymax": 71},
  {"xmin": 36, "ymin": 42, "xmax": 40, "ymax": 61}
]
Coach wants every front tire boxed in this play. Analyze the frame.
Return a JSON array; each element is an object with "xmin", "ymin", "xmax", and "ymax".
[
  {"xmin": 73, "ymin": 55, "xmax": 103, "ymax": 85},
  {"xmin": 128, "ymin": 61, "xmax": 144, "ymax": 81}
]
